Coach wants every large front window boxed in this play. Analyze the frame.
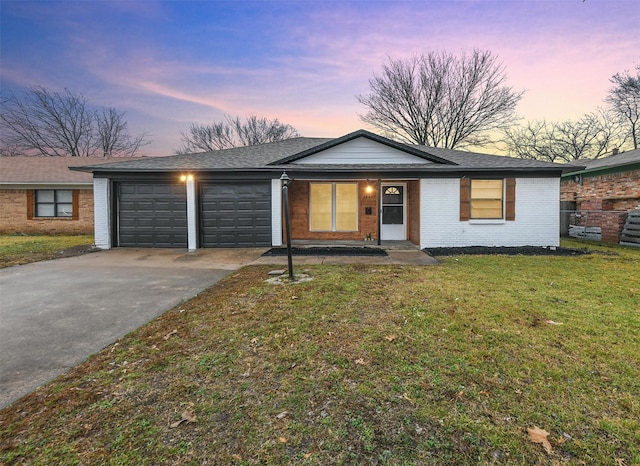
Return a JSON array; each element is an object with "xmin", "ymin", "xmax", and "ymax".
[
  {"xmin": 35, "ymin": 189, "xmax": 73, "ymax": 217},
  {"xmin": 310, "ymin": 182, "xmax": 358, "ymax": 231},
  {"xmin": 470, "ymin": 180, "xmax": 503, "ymax": 219}
]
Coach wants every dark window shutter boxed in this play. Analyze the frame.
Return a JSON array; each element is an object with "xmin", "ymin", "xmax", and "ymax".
[
  {"xmin": 27, "ymin": 190, "xmax": 34, "ymax": 219},
  {"xmin": 72, "ymin": 190, "xmax": 80, "ymax": 220},
  {"xmin": 460, "ymin": 178, "xmax": 470, "ymax": 221},
  {"xmin": 505, "ymin": 178, "xmax": 516, "ymax": 221}
]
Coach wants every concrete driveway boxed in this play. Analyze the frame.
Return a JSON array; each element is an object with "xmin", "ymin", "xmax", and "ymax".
[{"xmin": 0, "ymin": 248, "xmax": 266, "ymax": 409}]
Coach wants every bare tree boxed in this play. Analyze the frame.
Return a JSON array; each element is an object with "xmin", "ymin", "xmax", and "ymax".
[
  {"xmin": 606, "ymin": 64, "xmax": 640, "ymax": 149},
  {"xmin": 357, "ymin": 49, "xmax": 523, "ymax": 149},
  {"xmin": 95, "ymin": 108, "xmax": 150, "ymax": 157},
  {"xmin": 503, "ymin": 110, "xmax": 627, "ymax": 162},
  {"xmin": 176, "ymin": 115, "xmax": 300, "ymax": 154},
  {"xmin": 0, "ymin": 86, "xmax": 149, "ymax": 157}
]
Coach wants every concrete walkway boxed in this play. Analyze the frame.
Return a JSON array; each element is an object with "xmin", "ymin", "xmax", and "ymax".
[
  {"xmin": 0, "ymin": 248, "xmax": 266, "ymax": 409},
  {"xmin": 252, "ymin": 249, "xmax": 438, "ymax": 266}
]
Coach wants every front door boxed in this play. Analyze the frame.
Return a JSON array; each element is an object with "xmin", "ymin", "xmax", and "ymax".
[{"xmin": 380, "ymin": 183, "xmax": 406, "ymax": 240}]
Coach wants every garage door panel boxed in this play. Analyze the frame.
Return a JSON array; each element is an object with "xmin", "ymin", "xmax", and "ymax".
[
  {"xmin": 200, "ymin": 182, "xmax": 271, "ymax": 247},
  {"xmin": 118, "ymin": 182, "xmax": 187, "ymax": 248}
]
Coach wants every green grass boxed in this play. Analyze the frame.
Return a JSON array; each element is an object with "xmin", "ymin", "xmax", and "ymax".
[
  {"xmin": 0, "ymin": 234, "xmax": 94, "ymax": 268},
  {"xmin": 1, "ymin": 240, "xmax": 638, "ymax": 465}
]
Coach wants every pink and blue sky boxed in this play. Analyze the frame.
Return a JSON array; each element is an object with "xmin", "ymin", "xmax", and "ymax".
[{"xmin": 1, "ymin": 0, "xmax": 639, "ymax": 156}]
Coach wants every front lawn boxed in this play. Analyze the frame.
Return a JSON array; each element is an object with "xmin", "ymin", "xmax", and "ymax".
[
  {"xmin": 0, "ymin": 234, "xmax": 95, "ymax": 268},
  {"xmin": 1, "ymin": 241, "xmax": 638, "ymax": 464}
]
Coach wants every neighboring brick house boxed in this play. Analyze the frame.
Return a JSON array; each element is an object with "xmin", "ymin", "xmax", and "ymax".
[
  {"xmin": 560, "ymin": 149, "xmax": 640, "ymax": 244},
  {"xmin": 1, "ymin": 157, "xmax": 126, "ymax": 235}
]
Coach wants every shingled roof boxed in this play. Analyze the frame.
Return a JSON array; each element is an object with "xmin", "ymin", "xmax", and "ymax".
[
  {"xmin": 72, "ymin": 130, "xmax": 570, "ymax": 175},
  {"xmin": 562, "ymin": 148, "xmax": 640, "ymax": 176}
]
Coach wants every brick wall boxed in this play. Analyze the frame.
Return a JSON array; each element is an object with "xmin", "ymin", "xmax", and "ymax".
[
  {"xmin": 561, "ymin": 169, "xmax": 640, "ymax": 207},
  {"xmin": 407, "ymin": 180, "xmax": 420, "ymax": 244},
  {"xmin": 0, "ymin": 188, "xmax": 94, "ymax": 234},
  {"xmin": 561, "ymin": 169, "xmax": 639, "ymax": 243},
  {"xmin": 288, "ymin": 180, "xmax": 379, "ymax": 241}
]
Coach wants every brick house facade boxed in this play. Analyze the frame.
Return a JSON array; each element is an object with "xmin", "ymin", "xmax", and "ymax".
[
  {"xmin": 560, "ymin": 149, "xmax": 640, "ymax": 244},
  {"xmin": 0, "ymin": 157, "xmax": 128, "ymax": 235}
]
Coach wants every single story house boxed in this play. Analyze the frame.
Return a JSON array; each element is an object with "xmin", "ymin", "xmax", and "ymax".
[
  {"xmin": 560, "ymin": 148, "xmax": 640, "ymax": 244},
  {"xmin": 0, "ymin": 157, "xmax": 101, "ymax": 235},
  {"xmin": 74, "ymin": 129, "xmax": 570, "ymax": 250}
]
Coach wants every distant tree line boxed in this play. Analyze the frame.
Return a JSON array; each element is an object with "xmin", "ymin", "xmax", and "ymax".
[
  {"xmin": 3, "ymin": 55, "xmax": 637, "ymax": 162},
  {"xmin": 175, "ymin": 115, "xmax": 300, "ymax": 154}
]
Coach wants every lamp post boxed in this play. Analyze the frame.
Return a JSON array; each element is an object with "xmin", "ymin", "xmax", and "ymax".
[{"xmin": 280, "ymin": 171, "xmax": 294, "ymax": 280}]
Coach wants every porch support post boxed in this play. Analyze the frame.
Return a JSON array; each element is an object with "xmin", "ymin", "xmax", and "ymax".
[
  {"xmin": 93, "ymin": 178, "xmax": 112, "ymax": 249},
  {"xmin": 377, "ymin": 178, "xmax": 382, "ymax": 246},
  {"xmin": 185, "ymin": 175, "xmax": 197, "ymax": 252}
]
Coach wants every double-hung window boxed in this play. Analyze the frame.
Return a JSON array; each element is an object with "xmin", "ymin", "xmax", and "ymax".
[
  {"xmin": 470, "ymin": 180, "xmax": 504, "ymax": 219},
  {"xmin": 35, "ymin": 189, "xmax": 73, "ymax": 217},
  {"xmin": 460, "ymin": 178, "xmax": 516, "ymax": 221},
  {"xmin": 310, "ymin": 182, "xmax": 358, "ymax": 231}
]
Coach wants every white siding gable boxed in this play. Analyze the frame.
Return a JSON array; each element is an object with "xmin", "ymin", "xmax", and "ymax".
[{"xmin": 292, "ymin": 137, "xmax": 432, "ymax": 165}]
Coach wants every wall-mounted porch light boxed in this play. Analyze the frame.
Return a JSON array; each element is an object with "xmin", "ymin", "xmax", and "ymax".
[{"xmin": 180, "ymin": 174, "xmax": 194, "ymax": 182}]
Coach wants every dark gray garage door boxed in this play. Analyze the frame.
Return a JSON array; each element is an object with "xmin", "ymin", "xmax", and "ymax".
[
  {"xmin": 200, "ymin": 182, "xmax": 271, "ymax": 247},
  {"xmin": 117, "ymin": 182, "xmax": 187, "ymax": 248}
]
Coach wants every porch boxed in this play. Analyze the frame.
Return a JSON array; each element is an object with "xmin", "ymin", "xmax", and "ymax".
[{"xmin": 285, "ymin": 179, "xmax": 420, "ymax": 245}]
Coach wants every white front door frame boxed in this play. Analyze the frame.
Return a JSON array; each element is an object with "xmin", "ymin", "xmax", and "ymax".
[{"xmin": 380, "ymin": 182, "xmax": 407, "ymax": 240}]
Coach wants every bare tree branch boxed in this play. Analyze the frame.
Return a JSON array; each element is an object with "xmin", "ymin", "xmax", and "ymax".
[
  {"xmin": 357, "ymin": 50, "xmax": 523, "ymax": 149},
  {"xmin": 606, "ymin": 64, "xmax": 640, "ymax": 149},
  {"xmin": 95, "ymin": 108, "xmax": 150, "ymax": 157},
  {"xmin": 502, "ymin": 109, "xmax": 627, "ymax": 162}
]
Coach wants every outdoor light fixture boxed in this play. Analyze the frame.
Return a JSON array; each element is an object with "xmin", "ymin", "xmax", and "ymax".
[
  {"xmin": 180, "ymin": 174, "xmax": 194, "ymax": 182},
  {"xmin": 365, "ymin": 185, "xmax": 374, "ymax": 194}
]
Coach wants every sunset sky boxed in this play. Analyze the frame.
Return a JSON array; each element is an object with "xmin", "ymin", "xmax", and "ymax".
[{"xmin": 1, "ymin": 0, "xmax": 639, "ymax": 156}]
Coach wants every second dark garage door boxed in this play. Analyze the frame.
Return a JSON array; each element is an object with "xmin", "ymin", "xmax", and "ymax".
[{"xmin": 200, "ymin": 182, "xmax": 272, "ymax": 247}]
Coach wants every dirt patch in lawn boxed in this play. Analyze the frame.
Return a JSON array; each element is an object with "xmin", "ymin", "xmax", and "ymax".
[
  {"xmin": 52, "ymin": 244, "xmax": 101, "ymax": 259},
  {"xmin": 424, "ymin": 246, "xmax": 592, "ymax": 256}
]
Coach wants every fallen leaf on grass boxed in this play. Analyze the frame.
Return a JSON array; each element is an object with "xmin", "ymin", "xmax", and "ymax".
[
  {"xmin": 163, "ymin": 329, "xmax": 178, "ymax": 340},
  {"xmin": 170, "ymin": 406, "xmax": 197, "ymax": 428},
  {"xmin": 355, "ymin": 358, "xmax": 366, "ymax": 365},
  {"xmin": 278, "ymin": 436, "xmax": 287, "ymax": 443},
  {"xmin": 527, "ymin": 426, "xmax": 553, "ymax": 454},
  {"xmin": 276, "ymin": 411, "xmax": 289, "ymax": 419},
  {"xmin": 545, "ymin": 320, "xmax": 563, "ymax": 325},
  {"xmin": 385, "ymin": 334, "xmax": 397, "ymax": 342}
]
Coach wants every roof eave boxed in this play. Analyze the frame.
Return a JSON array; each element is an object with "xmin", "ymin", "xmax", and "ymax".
[{"xmin": 561, "ymin": 161, "xmax": 640, "ymax": 178}]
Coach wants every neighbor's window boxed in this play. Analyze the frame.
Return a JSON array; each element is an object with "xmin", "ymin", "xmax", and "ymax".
[
  {"xmin": 470, "ymin": 180, "xmax": 503, "ymax": 219},
  {"xmin": 35, "ymin": 189, "xmax": 73, "ymax": 217},
  {"xmin": 310, "ymin": 182, "xmax": 358, "ymax": 231}
]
